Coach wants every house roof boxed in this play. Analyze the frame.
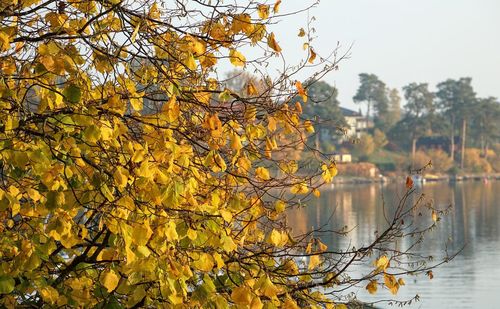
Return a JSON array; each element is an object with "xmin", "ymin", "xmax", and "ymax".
[{"xmin": 340, "ymin": 107, "xmax": 362, "ymax": 117}]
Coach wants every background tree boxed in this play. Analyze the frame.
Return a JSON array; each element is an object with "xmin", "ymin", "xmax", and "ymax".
[
  {"xmin": 470, "ymin": 97, "xmax": 500, "ymax": 156},
  {"xmin": 0, "ymin": 1, "xmax": 450, "ymax": 307},
  {"xmin": 387, "ymin": 88, "xmax": 402, "ymax": 128},
  {"xmin": 402, "ymin": 82, "xmax": 435, "ymax": 166},
  {"xmin": 353, "ymin": 73, "xmax": 390, "ymax": 131},
  {"xmin": 353, "ymin": 133, "xmax": 376, "ymax": 159},
  {"xmin": 300, "ymin": 81, "xmax": 345, "ymax": 152},
  {"xmin": 436, "ymin": 78, "xmax": 477, "ymax": 167}
]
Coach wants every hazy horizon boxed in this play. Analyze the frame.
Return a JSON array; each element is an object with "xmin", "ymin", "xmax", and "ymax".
[{"xmin": 271, "ymin": 0, "xmax": 500, "ymax": 110}]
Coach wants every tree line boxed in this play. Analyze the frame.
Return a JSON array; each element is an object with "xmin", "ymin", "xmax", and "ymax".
[{"xmin": 301, "ymin": 74, "xmax": 500, "ymax": 173}]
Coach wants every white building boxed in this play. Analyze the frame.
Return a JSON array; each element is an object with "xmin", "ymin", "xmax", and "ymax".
[{"xmin": 340, "ymin": 107, "xmax": 371, "ymax": 139}]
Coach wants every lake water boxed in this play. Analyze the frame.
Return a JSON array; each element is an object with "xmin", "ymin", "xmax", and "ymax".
[{"xmin": 287, "ymin": 180, "xmax": 500, "ymax": 308}]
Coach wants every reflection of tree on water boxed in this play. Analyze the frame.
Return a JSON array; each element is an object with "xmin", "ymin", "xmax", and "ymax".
[{"xmin": 286, "ymin": 181, "xmax": 500, "ymax": 307}]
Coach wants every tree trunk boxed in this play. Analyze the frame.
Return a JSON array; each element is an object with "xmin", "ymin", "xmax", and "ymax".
[
  {"xmin": 366, "ymin": 101, "xmax": 371, "ymax": 120},
  {"xmin": 480, "ymin": 134, "xmax": 485, "ymax": 156},
  {"xmin": 460, "ymin": 118, "xmax": 466, "ymax": 169},
  {"xmin": 450, "ymin": 115, "xmax": 455, "ymax": 162},
  {"xmin": 411, "ymin": 136, "xmax": 417, "ymax": 169},
  {"xmin": 315, "ymin": 128, "xmax": 320, "ymax": 151}
]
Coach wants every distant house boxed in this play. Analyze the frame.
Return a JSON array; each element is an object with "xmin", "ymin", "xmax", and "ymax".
[
  {"xmin": 333, "ymin": 153, "xmax": 352, "ymax": 163},
  {"xmin": 340, "ymin": 107, "xmax": 371, "ymax": 139}
]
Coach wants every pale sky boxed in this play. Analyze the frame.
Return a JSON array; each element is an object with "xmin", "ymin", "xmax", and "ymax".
[{"xmin": 270, "ymin": 0, "xmax": 500, "ymax": 110}]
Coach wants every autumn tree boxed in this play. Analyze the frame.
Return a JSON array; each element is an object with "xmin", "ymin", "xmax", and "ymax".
[{"xmin": 0, "ymin": 1, "xmax": 451, "ymax": 307}]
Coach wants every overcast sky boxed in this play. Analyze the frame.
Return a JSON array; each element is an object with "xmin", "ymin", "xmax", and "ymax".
[{"xmin": 270, "ymin": 0, "xmax": 500, "ymax": 110}]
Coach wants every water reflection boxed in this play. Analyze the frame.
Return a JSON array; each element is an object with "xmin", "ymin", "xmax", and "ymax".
[{"xmin": 287, "ymin": 181, "xmax": 500, "ymax": 308}]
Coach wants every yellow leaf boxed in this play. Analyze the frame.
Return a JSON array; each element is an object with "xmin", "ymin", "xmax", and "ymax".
[
  {"xmin": 290, "ymin": 182, "xmax": 308, "ymax": 194},
  {"xmin": 283, "ymin": 297, "xmax": 300, "ymax": 309},
  {"xmin": 246, "ymin": 81, "xmax": 258, "ymax": 96},
  {"xmin": 384, "ymin": 273, "xmax": 399, "ymax": 295},
  {"xmin": 317, "ymin": 240, "xmax": 328, "ymax": 252},
  {"xmin": 257, "ymin": 4, "xmax": 270, "ymax": 19},
  {"xmin": 275, "ymin": 200, "xmax": 286, "ymax": 213},
  {"xmin": 148, "ymin": 2, "xmax": 160, "ymax": 19},
  {"xmin": 27, "ymin": 188, "xmax": 42, "ymax": 202},
  {"xmin": 131, "ymin": 22, "xmax": 141, "ymax": 43},
  {"xmin": 298, "ymin": 28, "xmax": 306, "ymax": 37},
  {"xmin": 0, "ymin": 31, "xmax": 11, "ymax": 52},
  {"xmin": 295, "ymin": 101, "xmax": 303, "ymax": 114},
  {"xmin": 229, "ymin": 49, "xmax": 246, "ymax": 67},
  {"xmin": 321, "ymin": 163, "xmax": 338, "ymax": 183},
  {"xmin": 186, "ymin": 228, "xmax": 197, "ymax": 240},
  {"xmin": 432, "ymin": 210, "xmax": 438, "ymax": 222},
  {"xmin": 267, "ymin": 116, "xmax": 277, "ymax": 132},
  {"xmin": 375, "ymin": 255, "xmax": 389, "ymax": 271},
  {"xmin": 230, "ymin": 134, "xmax": 243, "ymax": 151},
  {"xmin": 308, "ymin": 254, "xmax": 321, "ymax": 270},
  {"xmin": 231, "ymin": 286, "xmax": 252, "ymax": 305},
  {"xmin": 295, "ymin": 80, "xmax": 307, "ymax": 102},
  {"xmin": 130, "ymin": 95, "xmax": 143, "ymax": 111},
  {"xmin": 255, "ymin": 167, "xmax": 270, "ymax": 181},
  {"xmin": 366, "ymin": 280, "xmax": 378, "ymax": 295},
  {"xmin": 40, "ymin": 286, "xmax": 59, "ymax": 304},
  {"xmin": 312, "ymin": 188, "xmax": 321, "ymax": 198},
  {"xmin": 186, "ymin": 35, "xmax": 206, "ymax": 56},
  {"xmin": 304, "ymin": 120, "xmax": 315, "ymax": 133},
  {"xmin": 308, "ymin": 47, "xmax": 317, "ymax": 64},
  {"xmin": 267, "ymin": 32, "xmax": 282, "ymax": 53},
  {"xmin": 185, "ymin": 52, "xmax": 197, "ymax": 71},
  {"xmin": 193, "ymin": 253, "xmax": 214, "ymax": 272},
  {"xmin": 384, "ymin": 273, "xmax": 397, "ymax": 288},
  {"xmin": 165, "ymin": 221, "xmax": 178, "ymax": 241},
  {"xmin": 132, "ymin": 221, "xmax": 153, "ymax": 246},
  {"xmin": 231, "ymin": 14, "xmax": 254, "ymax": 35},
  {"xmin": 258, "ymin": 276, "xmax": 278, "ymax": 298},
  {"xmin": 113, "ymin": 167, "xmax": 129, "ymax": 189},
  {"xmin": 100, "ymin": 269, "xmax": 120, "ymax": 292},
  {"xmin": 221, "ymin": 234, "xmax": 237, "ymax": 252},
  {"xmin": 273, "ymin": 0, "xmax": 282, "ymax": 13},
  {"xmin": 268, "ymin": 229, "xmax": 287, "ymax": 247}
]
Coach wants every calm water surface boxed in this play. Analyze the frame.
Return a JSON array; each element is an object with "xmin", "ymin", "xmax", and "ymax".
[{"xmin": 287, "ymin": 180, "xmax": 500, "ymax": 308}]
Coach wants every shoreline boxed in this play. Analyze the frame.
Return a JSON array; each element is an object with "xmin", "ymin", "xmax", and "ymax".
[{"xmin": 326, "ymin": 173, "xmax": 500, "ymax": 185}]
